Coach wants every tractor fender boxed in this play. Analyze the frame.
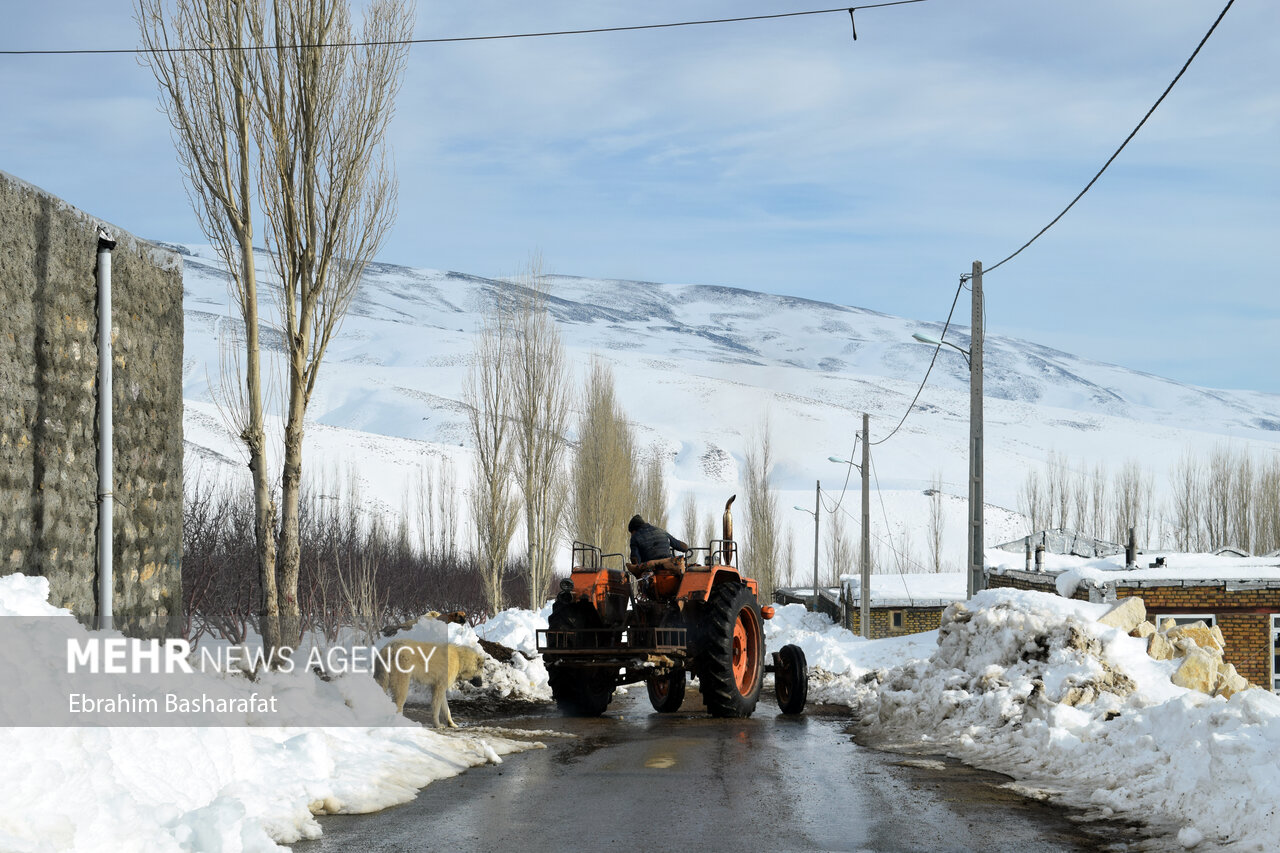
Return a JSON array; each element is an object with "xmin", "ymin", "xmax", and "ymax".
[{"xmin": 677, "ymin": 567, "xmax": 758, "ymax": 602}]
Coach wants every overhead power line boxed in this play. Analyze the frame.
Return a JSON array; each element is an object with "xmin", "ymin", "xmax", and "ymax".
[
  {"xmin": 0, "ymin": 1, "xmax": 929, "ymax": 57},
  {"xmin": 982, "ymin": 0, "xmax": 1236, "ymax": 276},
  {"xmin": 869, "ymin": 0, "xmax": 1235, "ymax": 455},
  {"xmin": 871, "ymin": 275, "xmax": 966, "ymax": 447}
]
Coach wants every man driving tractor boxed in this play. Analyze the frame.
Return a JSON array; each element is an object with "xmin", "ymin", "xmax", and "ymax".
[{"xmin": 627, "ymin": 514, "xmax": 689, "ymax": 567}]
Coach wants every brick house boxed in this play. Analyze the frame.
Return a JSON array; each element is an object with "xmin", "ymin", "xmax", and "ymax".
[
  {"xmin": 986, "ymin": 553, "xmax": 1280, "ymax": 690},
  {"xmin": 838, "ymin": 572, "xmax": 967, "ymax": 639}
]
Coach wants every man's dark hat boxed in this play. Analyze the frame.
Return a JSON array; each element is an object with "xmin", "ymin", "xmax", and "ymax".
[{"xmin": 628, "ymin": 514, "xmax": 645, "ymax": 532}]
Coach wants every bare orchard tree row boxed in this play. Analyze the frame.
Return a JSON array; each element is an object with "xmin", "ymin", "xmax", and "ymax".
[
  {"xmin": 182, "ymin": 474, "xmax": 528, "ymax": 645},
  {"xmin": 1019, "ymin": 452, "xmax": 1155, "ymax": 546},
  {"xmin": 1018, "ymin": 445, "xmax": 1280, "ymax": 554},
  {"xmin": 466, "ymin": 311, "xmax": 682, "ymax": 599}
]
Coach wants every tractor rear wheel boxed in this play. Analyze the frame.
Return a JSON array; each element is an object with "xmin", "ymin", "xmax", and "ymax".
[
  {"xmin": 547, "ymin": 600, "xmax": 615, "ymax": 717},
  {"xmin": 695, "ymin": 582, "xmax": 764, "ymax": 717},
  {"xmin": 646, "ymin": 670, "xmax": 686, "ymax": 712}
]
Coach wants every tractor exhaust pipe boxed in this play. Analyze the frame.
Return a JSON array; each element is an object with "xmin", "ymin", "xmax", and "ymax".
[{"xmin": 722, "ymin": 495, "xmax": 736, "ymax": 566}]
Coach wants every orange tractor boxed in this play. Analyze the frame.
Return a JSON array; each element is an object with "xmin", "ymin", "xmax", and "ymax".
[{"xmin": 536, "ymin": 497, "xmax": 807, "ymax": 718}]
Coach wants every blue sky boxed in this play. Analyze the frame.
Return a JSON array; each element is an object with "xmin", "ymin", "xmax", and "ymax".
[{"xmin": 3, "ymin": 1, "xmax": 1277, "ymax": 392}]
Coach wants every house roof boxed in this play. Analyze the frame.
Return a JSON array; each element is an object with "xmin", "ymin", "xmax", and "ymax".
[
  {"xmin": 986, "ymin": 549, "xmax": 1280, "ymax": 591},
  {"xmin": 839, "ymin": 572, "xmax": 967, "ymax": 607},
  {"xmin": 994, "ymin": 528, "xmax": 1123, "ymax": 559}
]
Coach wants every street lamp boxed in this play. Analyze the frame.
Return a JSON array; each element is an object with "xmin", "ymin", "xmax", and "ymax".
[
  {"xmin": 911, "ymin": 332, "xmax": 970, "ymax": 366},
  {"xmin": 910, "ymin": 261, "xmax": 984, "ymax": 598},
  {"xmin": 792, "ymin": 480, "xmax": 820, "ymax": 612}
]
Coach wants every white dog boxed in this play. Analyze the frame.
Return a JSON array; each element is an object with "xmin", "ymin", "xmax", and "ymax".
[{"xmin": 374, "ymin": 639, "xmax": 485, "ymax": 727}]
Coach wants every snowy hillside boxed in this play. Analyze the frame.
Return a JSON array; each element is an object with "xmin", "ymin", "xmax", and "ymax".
[{"xmin": 175, "ymin": 244, "xmax": 1280, "ymax": 576}]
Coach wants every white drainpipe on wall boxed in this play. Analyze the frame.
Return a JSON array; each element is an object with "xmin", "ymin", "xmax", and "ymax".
[{"xmin": 96, "ymin": 226, "xmax": 116, "ymax": 631}]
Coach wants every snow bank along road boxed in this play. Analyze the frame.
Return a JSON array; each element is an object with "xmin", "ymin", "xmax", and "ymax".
[{"xmin": 295, "ymin": 689, "xmax": 1147, "ymax": 853}]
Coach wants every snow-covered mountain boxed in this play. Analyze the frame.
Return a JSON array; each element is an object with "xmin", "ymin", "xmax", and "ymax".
[{"xmin": 176, "ymin": 244, "xmax": 1280, "ymax": 576}]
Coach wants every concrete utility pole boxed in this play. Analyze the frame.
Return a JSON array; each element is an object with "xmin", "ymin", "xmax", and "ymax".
[
  {"xmin": 811, "ymin": 480, "xmax": 820, "ymax": 613},
  {"xmin": 968, "ymin": 261, "xmax": 985, "ymax": 598},
  {"xmin": 860, "ymin": 413, "xmax": 871, "ymax": 638}
]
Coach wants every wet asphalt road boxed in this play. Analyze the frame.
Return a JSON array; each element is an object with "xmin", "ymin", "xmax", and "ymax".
[{"xmin": 296, "ymin": 689, "xmax": 1151, "ymax": 853}]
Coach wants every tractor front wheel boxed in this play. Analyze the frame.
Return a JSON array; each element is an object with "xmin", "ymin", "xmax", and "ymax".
[
  {"xmin": 773, "ymin": 643, "xmax": 808, "ymax": 715},
  {"xmin": 647, "ymin": 670, "xmax": 686, "ymax": 712},
  {"xmin": 549, "ymin": 665, "xmax": 615, "ymax": 716},
  {"xmin": 695, "ymin": 582, "xmax": 764, "ymax": 717}
]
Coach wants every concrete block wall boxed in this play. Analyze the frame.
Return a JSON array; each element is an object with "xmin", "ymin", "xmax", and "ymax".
[{"xmin": 0, "ymin": 170, "xmax": 183, "ymax": 637}]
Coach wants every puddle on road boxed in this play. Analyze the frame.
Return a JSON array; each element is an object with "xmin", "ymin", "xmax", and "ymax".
[{"xmin": 552, "ymin": 734, "xmax": 610, "ymax": 764}]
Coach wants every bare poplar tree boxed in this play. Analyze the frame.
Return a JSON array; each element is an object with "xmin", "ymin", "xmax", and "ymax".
[
  {"xmin": 413, "ymin": 463, "xmax": 436, "ymax": 557},
  {"xmin": 1171, "ymin": 451, "xmax": 1205, "ymax": 551},
  {"xmin": 569, "ymin": 360, "xmax": 638, "ymax": 560},
  {"xmin": 1090, "ymin": 463, "xmax": 1109, "ymax": 541},
  {"xmin": 413, "ymin": 458, "xmax": 459, "ymax": 558},
  {"xmin": 927, "ymin": 472, "xmax": 944, "ymax": 572},
  {"xmin": 1018, "ymin": 470, "xmax": 1046, "ymax": 535},
  {"xmin": 138, "ymin": 0, "xmax": 285, "ymax": 654},
  {"xmin": 782, "ymin": 529, "xmax": 796, "ymax": 587},
  {"xmin": 466, "ymin": 312, "xmax": 518, "ymax": 615},
  {"xmin": 1230, "ymin": 450, "xmax": 1255, "ymax": 552},
  {"xmin": 252, "ymin": 0, "xmax": 413, "ymax": 643},
  {"xmin": 437, "ymin": 458, "xmax": 459, "ymax": 558},
  {"xmin": 742, "ymin": 422, "xmax": 780, "ymax": 602},
  {"xmin": 638, "ymin": 447, "xmax": 670, "ymax": 530},
  {"xmin": 680, "ymin": 493, "xmax": 700, "ymax": 549},
  {"xmin": 1254, "ymin": 456, "xmax": 1280, "ymax": 555},
  {"xmin": 1048, "ymin": 452, "xmax": 1070, "ymax": 529},
  {"xmin": 825, "ymin": 509, "xmax": 854, "ymax": 587},
  {"xmin": 894, "ymin": 528, "xmax": 916, "ymax": 575},
  {"xmin": 702, "ymin": 513, "xmax": 718, "ymax": 555},
  {"xmin": 507, "ymin": 257, "xmax": 572, "ymax": 609},
  {"xmin": 1206, "ymin": 445, "xmax": 1233, "ymax": 549},
  {"xmin": 1111, "ymin": 459, "xmax": 1152, "ymax": 546},
  {"xmin": 1072, "ymin": 469, "xmax": 1090, "ymax": 539}
]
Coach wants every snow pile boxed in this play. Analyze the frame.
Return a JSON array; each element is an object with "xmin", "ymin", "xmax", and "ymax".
[
  {"xmin": 0, "ymin": 574, "xmax": 537, "ymax": 853},
  {"xmin": 0, "ymin": 573, "xmax": 71, "ymax": 618},
  {"xmin": 375, "ymin": 608, "xmax": 553, "ymax": 705},
  {"xmin": 471, "ymin": 606, "xmax": 553, "ymax": 703},
  {"xmin": 852, "ymin": 588, "xmax": 1280, "ymax": 850},
  {"xmin": 763, "ymin": 603, "xmax": 936, "ymax": 704},
  {"xmin": 475, "ymin": 604, "xmax": 553, "ymax": 658}
]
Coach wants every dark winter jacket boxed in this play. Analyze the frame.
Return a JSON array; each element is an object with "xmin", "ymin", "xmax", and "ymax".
[{"xmin": 629, "ymin": 522, "xmax": 689, "ymax": 565}]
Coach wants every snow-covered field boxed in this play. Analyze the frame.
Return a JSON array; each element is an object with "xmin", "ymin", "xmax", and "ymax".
[
  {"xmin": 766, "ymin": 595, "xmax": 1280, "ymax": 851},
  {"xmin": 176, "ymin": 244, "xmax": 1280, "ymax": 575},
  {"xmin": 0, "ymin": 574, "xmax": 539, "ymax": 853}
]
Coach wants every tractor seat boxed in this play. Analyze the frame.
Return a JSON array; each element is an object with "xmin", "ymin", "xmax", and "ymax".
[{"xmin": 627, "ymin": 555, "xmax": 686, "ymax": 577}]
